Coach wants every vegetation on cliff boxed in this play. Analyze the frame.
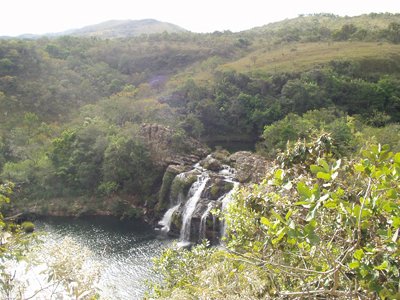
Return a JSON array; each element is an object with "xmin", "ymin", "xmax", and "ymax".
[
  {"xmin": 0, "ymin": 12, "xmax": 400, "ymax": 299},
  {"xmin": 0, "ymin": 13, "xmax": 399, "ymax": 218},
  {"xmin": 149, "ymin": 138, "xmax": 400, "ymax": 299}
]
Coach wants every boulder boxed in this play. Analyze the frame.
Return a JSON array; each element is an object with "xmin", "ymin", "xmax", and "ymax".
[
  {"xmin": 169, "ymin": 209, "xmax": 182, "ymax": 237},
  {"xmin": 229, "ymin": 151, "xmax": 270, "ymax": 183},
  {"xmin": 200, "ymin": 155, "xmax": 223, "ymax": 171},
  {"xmin": 202, "ymin": 175, "xmax": 234, "ymax": 200}
]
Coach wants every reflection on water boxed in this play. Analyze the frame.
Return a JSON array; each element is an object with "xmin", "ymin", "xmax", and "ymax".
[{"xmin": 33, "ymin": 216, "xmax": 171, "ymax": 299}]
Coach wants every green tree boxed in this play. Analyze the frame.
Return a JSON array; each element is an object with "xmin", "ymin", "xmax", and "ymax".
[{"xmin": 103, "ymin": 135, "xmax": 157, "ymax": 196}]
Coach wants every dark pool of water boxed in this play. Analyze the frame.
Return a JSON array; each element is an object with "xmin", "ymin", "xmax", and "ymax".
[{"xmin": 33, "ymin": 216, "xmax": 171, "ymax": 299}]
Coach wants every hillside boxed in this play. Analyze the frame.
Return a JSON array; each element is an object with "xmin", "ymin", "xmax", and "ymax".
[
  {"xmin": 55, "ymin": 19, "xmax": 187, "ymax": 38},
  {"xmin": 248, "ymin": 13, "xmax": 400, "ymax": 42},
  {"xmin": 220, "ymin": 41, "xmax": 400, "ymax": 73},
  {"xmin": 2, "ymin": 19, "xmax": 187, "ymax": 39},
  {"xmin": 0, "ymin": 12, "xmax": 400, "ymax": 218}
]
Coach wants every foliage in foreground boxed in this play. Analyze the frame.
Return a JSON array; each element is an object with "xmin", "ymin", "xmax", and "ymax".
[
  {"xmin": 0, "ymin": 183, "xmax": 100, "ymax": 299},
  {"xmin": 149, "ymin": 139, "xmax": 400, "ymax": 299}
]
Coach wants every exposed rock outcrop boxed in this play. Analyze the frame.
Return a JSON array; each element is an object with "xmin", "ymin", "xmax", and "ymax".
[
  {"xmin": 229, "ymin": 151, "xmax": 270, "ymax": 183},
  {"xmin": 140, "ymin": 123, "xmax": 210, "ymax": 167},
  {"xmin": 200, "ymin": 155, "xmax": 223, "ymax": 171}
]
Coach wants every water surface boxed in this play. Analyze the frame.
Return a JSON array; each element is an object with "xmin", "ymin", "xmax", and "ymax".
[{"xmin": 33, "ymin": 216, "xmax": 171, "ymax": 299}]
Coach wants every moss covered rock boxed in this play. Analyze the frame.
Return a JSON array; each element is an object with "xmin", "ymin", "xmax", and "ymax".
[
  {"xmin": 170, "ymin": 170, "xmax": 199, "ymax": 202},
  {"xmin": 200, "ymin": 156, "xmax": 222, "ymax": 171},
  {"xmin": 157, "ymin": 165, "xmax": 187, "ymax": 212}
]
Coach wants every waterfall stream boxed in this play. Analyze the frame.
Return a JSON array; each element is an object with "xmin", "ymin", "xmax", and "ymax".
[
  {"xmin": 220, "ymin": 182, "xmax": 239, "ymax": 238},
  {"xmin": 179, "ymin": 174, "xmax": 209, "ymax": 243},
  {"xmin": 158, "ymin": 156, "xmax": 240, "ymax": 246},
  {"xmin": 199, "ymin": 202, "xmax": 214, "ymax": 240},
  {"xmin": 158, "ymin": 204, "xmax": 180, "ymax": 232}
]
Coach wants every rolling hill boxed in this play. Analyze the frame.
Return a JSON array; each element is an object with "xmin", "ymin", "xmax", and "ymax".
[
  {"xmin": 54, "ymin": 19, "xmax": 187, "ymax": 38},
  {"xmin": 6, "ymin": 19, "xmax": 187, "ymax": 39}
]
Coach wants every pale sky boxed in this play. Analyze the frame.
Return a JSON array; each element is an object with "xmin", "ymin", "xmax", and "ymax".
[{"xmin": 1, "ymin": 0, "xmax": 399, "ymax": 36}]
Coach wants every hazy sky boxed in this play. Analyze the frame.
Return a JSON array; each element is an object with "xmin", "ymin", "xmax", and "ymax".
[{"xmin": 1, "ymin": 0, "xmax": 399, "ymax": 36}]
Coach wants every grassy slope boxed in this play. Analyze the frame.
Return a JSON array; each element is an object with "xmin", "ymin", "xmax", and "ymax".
[
  {"xmin": 220, "ymin": 42, "xmax": 400, "ymax": 73},
  {"xmin": 252, "ymin": 13, "xmax": 400, "ymax": 33},
  {"xmin": 166, "ymin": 13, "xmax": 400, "ymax": 85}
]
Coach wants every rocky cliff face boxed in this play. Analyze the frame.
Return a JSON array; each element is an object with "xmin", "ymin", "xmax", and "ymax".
[
  {"xmin": 228, "ymin": 151, "xmax": 271, "ymax": 183},
  {"xmin": 156, "ymin": 149, "xmax": 271, "ymax": 245},
  {"xmin": 140, "ymin": 123, "xmax": 210, "ymax": 167}
]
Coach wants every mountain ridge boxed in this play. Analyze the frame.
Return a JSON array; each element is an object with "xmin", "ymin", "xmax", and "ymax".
[{"xmin": 4, "ymin": 19, "xmax": 187, "ymax": 39}]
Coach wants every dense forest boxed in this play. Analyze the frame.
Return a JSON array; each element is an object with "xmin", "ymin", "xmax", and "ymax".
[{"xmin": 1, "ymin": 13, "xmax": 400, "ymax": 299}]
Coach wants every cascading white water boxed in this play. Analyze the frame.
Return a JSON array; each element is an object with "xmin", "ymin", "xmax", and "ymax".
[
  {"xmin": 220, "ymin": 182, "xmax": 239, "ymax": 238},
  {"xmin": 179, "ymin": 174, "xmax": 209, "ymax": 243},
  {"xmin": 199, "ymin": 202, "xmax": 214, "ymax": 240},
  {"xmin": 158, "ymin": 204, "xmax": 180, "ymax": 232},
  {"xmin": 219, "ymin": 165, "xmax": 236, "ymax": 179},
  {"xmin": 157, "ymin": 158, "xmax": 240, "ymax": 246}
]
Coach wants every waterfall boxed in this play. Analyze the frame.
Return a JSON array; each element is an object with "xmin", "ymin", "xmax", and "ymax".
[
  {"xmin": 220, "ymin": 182, "xmax": 239, "ymax": 238},
  {"xmin": 158, "ymin": 204, "xmax": 180, "ymax": 232},
  {"xmin": 199, "ymin": 202, "xmax": 214, "ymax": 240},
  {"xmin": 219, "ymin": 165, "xmax": 236, "ymax": 179},
  {"xmin": 156, "ymin": 154, "xmax": 241, "ymax": 246},
  {"xmin": 179, "ymin": 174, "xmax": 209, "ymax": 244}
]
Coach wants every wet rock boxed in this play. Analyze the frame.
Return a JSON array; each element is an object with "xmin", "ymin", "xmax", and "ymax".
[
  {"xmin": 169, "ymin": 209, "xmax": 182, "ymax": 237},
  {"xmin": 157, "ymin": 165, "xmax": 188, "ymax": 212},
  {"xmin": 169, "ymin": 170, "xmax": 200, "ymax": 204},
  {"xmin": 200, "ymin": 155, "xmax": 222, "ymax": 171},
  {"xmin": 229, "ymin": 151, "xmax": 270, "ymax": 183},
  {"xmin": 210, "ymin": 149, "xmax": 231, "ymax": 164},
  {"xmin": 202, "ymin": 175, "xmax": 234, "ymax": 200}
]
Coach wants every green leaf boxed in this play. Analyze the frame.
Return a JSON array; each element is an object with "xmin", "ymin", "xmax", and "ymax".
[
  {"xmin": 306, "ymin": 206, "xmax": 318, "ymax": 222},
  {"xmin": 353, "ymin": 249, "xmax": 364, "ymax": 261},
  {"xmin": 272, "ymin": 227, "xmax": 287, "ymax": 244},
  {"xmin": 360, "ymin": 265, "xmax": 369, "ymax": 277},
  {"xmin": 392, "ymin": 217, "xmax": 400, "ymax": 229},
  {"xmin": 354, "ymin": 163, "xmax": 365, "ymax": 172},
  {"xmin": 394, "ymin": 152, "xmax": 400, "ymax": 164},
  {"xmin": 271, "ymin": 210, "xmax": 285, "ymax": 224},
  {"xmin": 317, "ymin": 172, "xmax": 331, "ymax": 181},
  {"xmin": 349, "ymin": 260, "xmax": 360, "ymax": 269},
  {"xmin": 374, "ymin": 261, "xmax": 388, "ymax": 271},
  {"xmin": 310, "ymin": 164, "xmax": 324, "ymax": 174},
  {"xmin": 378, "ymin": 149, "xmax": 390, "ymax": 161},
  {"xmin": 260, "ymin": 217, "xmax": 272, "ymax": 227},
  {"xmin": 297, "ymin": 182, "xmax": 311, "ymax": 198},
  {"xmin": 285, "ymin": 209, "xmax": 293, "ymax": 221},
  {"xmin": 324, "ymin": 199, "xmax": 337, "ymax": 209},
  {"xmin": 294, "ymin": 201, "xmax": 311, "ymax": 208},
  {"xmin": 352, "ymin": 204, "xmax": 361, "ymax": 218},
  {"xmin": 318, "ymin": 158, "xmax": 329, "ymax": 172},
  {"xmin": 274, "ymin": 169, "xmax": 284, "ymax": 181}
]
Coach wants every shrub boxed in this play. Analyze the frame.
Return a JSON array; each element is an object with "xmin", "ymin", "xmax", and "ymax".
[
  {"xmin": 150, "ymin": 139, "xmax": 400, "ymax": 299},
  {"xmin": 20, "ymin": 221, "xmax": 35, "ymax": 233}
]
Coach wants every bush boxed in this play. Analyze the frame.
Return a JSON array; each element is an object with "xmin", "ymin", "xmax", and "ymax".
[
  {"xmin": 20, "ymin": 221, "xmax": 35, "ymax": 233},
  {"xmin": 150, "ymin": 140, "xmax": 400, "ymax": 299}
]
